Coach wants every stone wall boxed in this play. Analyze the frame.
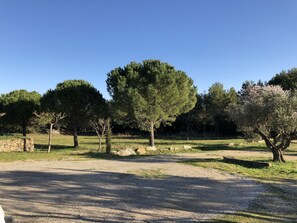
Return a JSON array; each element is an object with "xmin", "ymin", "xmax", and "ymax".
[{"xmin": 0, "ymin": 138, "xmax": 34, "ymax": 152}]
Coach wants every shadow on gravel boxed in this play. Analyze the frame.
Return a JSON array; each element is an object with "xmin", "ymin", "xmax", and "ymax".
[
  {"xmin": 0, "ymin": 170, "xmax": 264, "ymax": 223},
  {"xmin": 73, "ymin": 152, "xmax": 199, "ymax": 163},
  {"xmin": 196, "ymin": 144, "xmax": 266, "ymax": 152}
]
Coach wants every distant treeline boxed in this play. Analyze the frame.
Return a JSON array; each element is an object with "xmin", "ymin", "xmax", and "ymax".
[{"xmin": 0, "ymin": 59, "xmax": 296, "ymax": 147}]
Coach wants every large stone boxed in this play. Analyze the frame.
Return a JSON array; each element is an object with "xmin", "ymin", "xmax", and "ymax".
[
  {"xmin": 135, "ymin": 147, "xmax": 146, "ymax": 155},
  {"xmin": 183, "ymin": 145, "xmax": 192, "ymax": 149},
  {"xmin": 117, "ymin": 148, "xmax": 136, "ymax": 156},
  {"xmin": 110, "ymin": 151, "xmax": 119, "ymax": 155},
  {"xmin": 0, "ymin": 206, "xmax": 4, "ymax": 223},
  {"xmin": 168, "ymin": 147, "xmax": 177, "ymax": 151},
  {"xmin": 146, "ymin": 146, "xmax": 157, "ymax": 151}
]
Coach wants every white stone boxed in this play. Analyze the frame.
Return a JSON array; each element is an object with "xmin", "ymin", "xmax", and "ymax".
[
  {"xmin": 117, "ymin": 148, "xmax": 136, "ymax": 156},
  {"xmin": 146, "ymin": 146, "xmax": 157, "ymax": 151},
  {"xmin": 110, "ymin": 151, "xmax": 119, "ymax": 155},
  {"xmin": 0, "ymin": 206, "xmax": 5, "ymax": 223},
  {"xmin": 183, "ymin": 145, "xmax": 192, "ymax": 149},
  {"xmin": 135, "ymin": 148, "xmax": 146, "ymax": 155},
  {"xmin": 168, "ymin": 147, "xmax": 175, "ymax": 151}
]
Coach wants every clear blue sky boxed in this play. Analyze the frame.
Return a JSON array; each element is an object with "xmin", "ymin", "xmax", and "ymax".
[{"xmin": 0, "ymin": 0, "xmax": 296, "ymax": 99}]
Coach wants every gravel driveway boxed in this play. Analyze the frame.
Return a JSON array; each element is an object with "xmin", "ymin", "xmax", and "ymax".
[{"xmin": 0, "ymin": 154, "xmax": 265, "ymax": 222}]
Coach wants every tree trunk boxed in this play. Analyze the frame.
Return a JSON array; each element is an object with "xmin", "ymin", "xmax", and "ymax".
[
  {"xmin": 73, "ymin": 128, "xmax": 78, "ymax": 148},
  {"xmin": 254, "ymin": 128, "xmax": 287, "ymax": 163},
  {"xmin": 98, "ymin": 135, "xmax": 102, "ymax": 152},
  {"xmin": 272, "ymin": 148, "xmax": 286, "ymax": 162},
  {"xmin": 48, "ymin": 123, "xmax": 54, "ymax": 153},
  {"xmin": 105, "ymin": 119, "xmax": 111, "ymax": 154},
  {"xmin": 22, "ymin": 124, "xmax": 27, "ymax": 151},
  {"xmin": 149, "ymin": 121, "xmax": 155, "ymax": 147}
]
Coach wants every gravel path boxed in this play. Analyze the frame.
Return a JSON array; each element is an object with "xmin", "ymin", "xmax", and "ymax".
[{"xmin": 0, "ymin": 154, "xmax": 265, "ymax": 223}]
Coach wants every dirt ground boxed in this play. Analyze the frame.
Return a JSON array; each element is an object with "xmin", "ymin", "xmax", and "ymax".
[{"xmin": 0, "ymin": 152, "xmax": 269, "ymax": 223}]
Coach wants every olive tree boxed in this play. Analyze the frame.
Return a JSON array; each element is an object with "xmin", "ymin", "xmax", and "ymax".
[
  {"xmin": 107, "ymin": 59, "xmax": 197, "ymax": 146},
  {"xmin": 229, "ymin": 85, "xmax": 297, "ymax": 162},
  {"xmin": 50, "ymin": 80, "xmax": 105, "ymax": 148},
  {"xmin": 0, "ymin": 90, "xmax": 41, "ymax": 151}
]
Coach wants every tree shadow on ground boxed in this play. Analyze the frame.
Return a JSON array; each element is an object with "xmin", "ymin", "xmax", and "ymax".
[
  {"xmin": 35, "ymin": 144, "xmax": 74, "ymax": 151},
  {"xmin": 0, "ymin": 169, "xmax": 272, "ymax": 223},
  {"xmin": 195, "ymin": 144, "xmax": 266, "ymax": 152}
]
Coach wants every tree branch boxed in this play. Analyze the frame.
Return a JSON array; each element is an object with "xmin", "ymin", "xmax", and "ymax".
[{"xmin": 253, "ymin": 127, "xmax": 274, "ymax": 150}]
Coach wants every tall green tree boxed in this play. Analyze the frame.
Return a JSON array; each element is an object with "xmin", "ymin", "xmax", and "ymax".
[
  {"xmin": 229, "ymin": 85, "xmax": 297, "ymax": 162},
  {"xmin": 0, "ymin": 90, "xmax": 41, "ymax": 150},
  {"xmin": 204, "ymin": 83, "xmax": 238, "ymax": 135},
  {"xmin": 50, "ymin": 80, "xmax": 106, "ymax": 148},
  {"xmin": 268, "ymin": 68, "xmax": 297, "ymax": 91},
  {"xmin": 107, "ymin": 59, "xmax": 197, "ymax": 146}
]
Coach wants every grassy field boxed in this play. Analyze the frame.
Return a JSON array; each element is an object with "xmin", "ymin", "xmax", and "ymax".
[
  {"xmin": 0, "ymin": 133, "xmax": 248, "ymax": 162},
  {"xmin": 1, "ymin": 133, "xmax": 297, "ymax": 222}
]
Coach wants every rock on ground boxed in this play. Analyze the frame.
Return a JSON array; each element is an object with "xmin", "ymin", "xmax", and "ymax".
[
  {"xmin": 135, "ymin": 148, "xmax": 146, "ymax": 155},
  {"xmin": 117, "ymin": 148, "xmax": 136, "ymax": 156}
]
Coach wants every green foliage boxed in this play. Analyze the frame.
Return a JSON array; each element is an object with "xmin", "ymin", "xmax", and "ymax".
[
  {"xmin": 43, "ymin": 80, "xmax": 106, "ymax": 147},
  {"xmin": 53, "ymin": 80, "xmax": 106, "ymax": 128},
  {"xmin": 230, "ymin": 85, "xmax": 297, "ymax": 162},
  {"xmin": 230, "ymin": 85, "xmax": 297, "ymax": 136},
  {"xmin": 106, "ymin": 59, "xmax": 197, "ymax": 137},
  {"xmin": 203, "ymin": 83, "xmax": 238, "ymax": 134},
  {"xmin": 268, "ymin": 68, "xmax": 297, "ymax": 91},
  {"xmin": 0, "ymin": 90, "xmax": 41, "ymax": 136}
]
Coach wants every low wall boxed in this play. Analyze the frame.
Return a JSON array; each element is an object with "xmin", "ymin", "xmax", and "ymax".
[{"xmin": 0, "ymin": 138, "xmax": 34, "ymax": 152}]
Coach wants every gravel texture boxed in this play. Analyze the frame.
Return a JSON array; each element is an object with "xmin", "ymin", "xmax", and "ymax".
[{"xmin": 0, "ymin": 154, "xmax": 266, "ymax": 223}]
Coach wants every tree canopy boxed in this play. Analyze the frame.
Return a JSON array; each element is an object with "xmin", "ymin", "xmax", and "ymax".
[
  {"xmin": 229, "ymin": 85, "xmax": 297, "ymax": 162},
  {"xmin": 268, "ymin": 68, "xmax": 297, "ymax": 91},
  {"xmin": 107, "ymin": 59, "xmax": 197, "ymax": 146},
  {"xmin": 0, "ymin": 90, "xmax": 41, "ymax": 150},
  {"xmin": 47, "ymin": 80, "xmax": 106, "ymax": 147}
]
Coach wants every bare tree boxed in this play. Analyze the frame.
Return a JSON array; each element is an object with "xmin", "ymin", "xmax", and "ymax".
[
  {"xmin": 34, "ymin": 112, "xmax": 66, "ymax": 153},
  {"xmin": 89, "ymin": 118, "xmax": 108, "ymax": 151}
]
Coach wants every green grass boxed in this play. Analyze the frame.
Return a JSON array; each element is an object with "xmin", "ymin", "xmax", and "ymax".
[
  {"xmin": 0, "ymin": 133, "xmax": 245, "ymax": 162},
  {"xmin": 185, "ymin": 157, "xmax": 297, "ymax": 181},
  {"xmin": 0, "ymin": 134, "xmax": 23, "ymax": 140},
  {"xmin": 132, "ymin": 168, "xmax": 168, "ymax": 179}
]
